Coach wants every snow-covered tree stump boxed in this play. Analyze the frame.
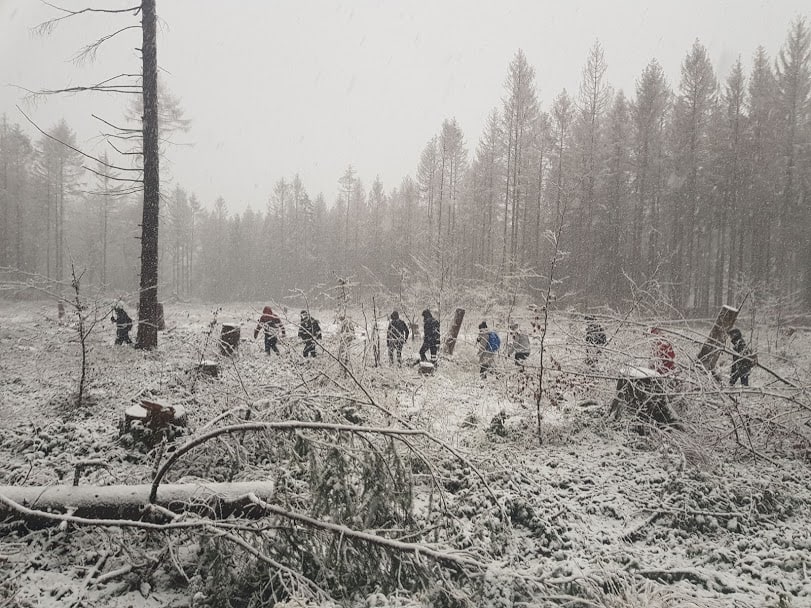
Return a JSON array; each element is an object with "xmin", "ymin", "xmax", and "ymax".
[
  {"xmin": 609, "ymin": 366, "xmax": 683, "ymax": 431},
  {"xmin": 196, "ymin": 359, "xmax": 219, "ymax": 377},
  {"xmin": 418, "ymin": 361, "xmax": 435, "ymax": 375},
  {"xmin": 120, "ymin": 400, "xmax": 188, "ymax": 447},
  {"xmin": 698, "ymin": 305, "xmax": 738, "ymax": 372},
  {"xmin": 220, "ymin": 323, "xmax": 240, "ymax": 355}
]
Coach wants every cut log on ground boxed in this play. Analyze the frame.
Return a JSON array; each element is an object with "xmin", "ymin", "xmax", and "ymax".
[
  {"xmin": 443, "ymin": 308, "xmax": 466, "ymax": 355},
  {"xmin": 220, "ymin": 323, "xmax": 240, "ymax": 355},
  {"xmin": 196, "ymin": 359, "xmax": 220, "ymax": 377},
  {"xmin": 418, "ymin": 361, "xmax": 436, "ymax": 375},
  {"xmin": 0, "ymin": 481, "xmax": 275, "ymax": 529},
  {"xmin": 698, "ymin": 305, "xmax": 738, "ymax": 371},
  {"xmin": 609, "ymin": 366, "xmax": 684, "ymax": 431}
]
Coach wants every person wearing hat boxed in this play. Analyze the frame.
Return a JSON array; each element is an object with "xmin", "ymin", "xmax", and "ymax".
[
  {"xmin": 728, "ymin": 328, "xmax": 755, "ymax": 386},
  {"xmin": 298, "ymin": 310, "xmax": 322, "ymax": 358},
  {"xmin": 419, "ymin": 309, "xmax": 440, "ymax": 364},
  {"xmin": 254, "ymin": 305, "xmax": 285, "ymax": 355},
  {"xmin": 111, "ymin": 301, "xmax": 133, "ymax": 345},
  {"xmin": 386, "ymin": 310, "xmax": 410, "ymax": 366},
  {"xmin": 477, "ymin": 321, "xmax": 500, "ymax": 377}
]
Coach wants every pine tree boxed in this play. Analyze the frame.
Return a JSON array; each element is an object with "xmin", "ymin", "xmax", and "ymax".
[
  {"xmin": 670, "ymin": 40, "xmax": 717, "ymax": 311},
  {"xmin": 774, "ymin": 17, "xmax": 811, "ymax": 300},
  {"xmin": 501, "ymin": 50, "xmax": 539, "ymax": 273}
]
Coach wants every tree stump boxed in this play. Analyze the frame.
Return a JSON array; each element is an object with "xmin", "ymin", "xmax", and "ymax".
[
  {"xmin": 220, "ymin": 323, "xmax": 241, "ymax": 355},
  {"xmin": 196, "ymin": 359, "xmax": 219, "ymax": 377},
  {"xmin": 609, "ymin": 366, "xmax": 683, "ymax": 431},
  {"xmin": 120, "ymin": 400, "xmax": 188, "ymax": 447},
  {"xmin": 698, "ymin": 305, "xmax": 738, "ymax": 371},
  {"xmin": 156, "ymin": 302, "xmax": 166, "ymax": 331},
  {"xmin": 443, "ymin": 307, "xmax": 466, "ymax": 355}
]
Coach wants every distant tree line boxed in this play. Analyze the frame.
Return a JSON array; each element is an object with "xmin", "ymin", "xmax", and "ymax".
[{"xmin": 1, "ymin": 18, "xmax": 809, "ymax": 314}]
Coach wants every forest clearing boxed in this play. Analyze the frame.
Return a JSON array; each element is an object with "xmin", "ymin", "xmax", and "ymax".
[{"xmin": 1, "ymin": 299, "xmax": 809, "ymax": 608}]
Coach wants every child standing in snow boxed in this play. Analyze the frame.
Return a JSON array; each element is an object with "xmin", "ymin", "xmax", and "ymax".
[
  {"xmin": 254, "ymin": 306, "xmax": 285, "ymax": 355},
  {"xmin": 298, "ymin": 310, "xmax": 322, "ymax": 358},
  {"xmin": 650, "ymin": 327, "xmax": 675, "ymax": 375},
  {"xmin": 386, "ymin": 311, "xmax": 410, "ymax": 366},
  {"xmin": 728, "ymin": 328, "xmax": 755, "ymax": 387}
]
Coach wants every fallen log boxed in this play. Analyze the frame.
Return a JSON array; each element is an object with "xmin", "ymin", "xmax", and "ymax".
[{"xmin": 0, "ymin": 481, "xmax": 275, "ymax": 529}]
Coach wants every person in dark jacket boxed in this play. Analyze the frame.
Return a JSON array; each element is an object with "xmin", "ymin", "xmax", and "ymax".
[
  {"xmin": 419, "ymin": 309, "xmax": 440, "ymax": 363},
  {"xmin": 585, "ymin": 315, "xmax": 606, "ymax": 367},
  {"xmin": 111, "ymin": 302, "xmax": 133, "ymax": 345},
  {"xmin": 254, "ymin": 305, "xmax": 285, "ymax": 355},
  {"xmin": 387, "ymin": 310, "xmax": 410, "ymax": 366},
  {"xmin": 728, "ymin": 328, "xmax": 755, "ymax": 386},
  {"xmin": 298, "ymin": 310, "xmax": 322, "ymax": 358}
]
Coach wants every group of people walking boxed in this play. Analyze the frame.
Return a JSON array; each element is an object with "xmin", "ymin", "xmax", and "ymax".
[{"xmin": 110, "ymin": 301, "xmax": 757, "ymax": 386}]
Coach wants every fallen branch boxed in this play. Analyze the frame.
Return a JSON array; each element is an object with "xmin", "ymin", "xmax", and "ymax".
[
  {"xmin": 0, "ymin": 481, "xmax": 275, "ymax": 529},
  {"xmin": 149, "ymin": 421, "xmax": 500, "ymax": 513},
  {"xmin": 248, "ymin": 493, "xmax": 485, "ymax": 574}
]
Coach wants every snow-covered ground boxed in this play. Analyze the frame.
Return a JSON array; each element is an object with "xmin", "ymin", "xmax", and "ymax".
[{"xmin": 1, "ymin": 300, "xmax": 809, "ymax": 607}]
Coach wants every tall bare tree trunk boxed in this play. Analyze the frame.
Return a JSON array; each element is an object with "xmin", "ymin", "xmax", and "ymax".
[{"xmin": 136, "ymin": 0, "xmax": 160, "ymax": 349}]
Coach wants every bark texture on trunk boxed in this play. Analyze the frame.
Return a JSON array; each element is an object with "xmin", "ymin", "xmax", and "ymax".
[
  {"xmin": 443, "ymin": 308, "xmax": 465, "ymax": 355},
  {"xmin": 697, "ymin": 305, "xmax": 739, "ymax": 371},
  {"xmin": 136, "ymin": 0, "xmax": 160, "ymax": 349}
]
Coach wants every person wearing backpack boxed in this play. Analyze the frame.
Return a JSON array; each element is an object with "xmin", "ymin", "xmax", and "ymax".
[{"xmin": 477, "ymin": 321, "xmax": 500, "ymax": 377}]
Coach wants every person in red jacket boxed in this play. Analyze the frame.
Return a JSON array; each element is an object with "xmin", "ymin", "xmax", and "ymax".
[
  {"xmin": 254, "ymin": 306, "xmax": 285, "ymax": 355},
  {"xmin": 650, "ymin": 327, "xmax": 675, "ymax": 375}
]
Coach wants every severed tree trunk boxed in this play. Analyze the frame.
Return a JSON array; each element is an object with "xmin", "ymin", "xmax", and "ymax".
[
  {"xmin": 136, "ymin": 0, "xmax": 160, "ymax": 350},
  {"xmin": 220, "ymin": 323, "xmax": 241, "ymax": 356},
  {"xmin": 442, "ymin": 307, "xmax": 465, "ymax": 355},
  {"xmin": 0, "ymin": 481, "xmax": 275, "ymax": 529},
  {"xmin": 697, "ymin": 305, "xmax": 738, "ymax": 371}
]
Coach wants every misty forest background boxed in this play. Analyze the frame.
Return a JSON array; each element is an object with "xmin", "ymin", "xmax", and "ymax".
[{"xmin": 1, "ymin": 19, "xmax": 810, "ymax": 315}]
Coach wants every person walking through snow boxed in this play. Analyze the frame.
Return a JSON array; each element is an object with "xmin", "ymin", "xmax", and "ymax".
[
  {"xmin": 650, "ymin": 327, "xmax": 675, "ymax": 375},
  {"xmin": 298, "ymin": 310, "xmax": 322, "ymax": 358},
  {"xmin": 387, "ymin": 310, "xmax": 410, "ymax": 366},
  {"xmin": 507, "ymin": 322, "xmax": 530, "ymax": 367},
  {"xmin": 111, "ymin": 302, "xmax": 133, "ymax": 345},
  {"xmin": 729, "ymin": 328, "xmax": 755, "ymax": 387},
  {"xmin": 254, "ymin": 306, "xmax": 285, "ymax": 355},
  {"xmin": 477, "ymin": 321, "xmax": 501, "ymax": 377},
  {"xmin": 419, "ymin": 309, "xmax": 440, "ymax": 364}
]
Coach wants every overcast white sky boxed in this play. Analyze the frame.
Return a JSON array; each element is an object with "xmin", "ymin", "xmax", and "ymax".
[{"xmin": 1, "ymin": 1, "xmax": 808, "ymax": 212}]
